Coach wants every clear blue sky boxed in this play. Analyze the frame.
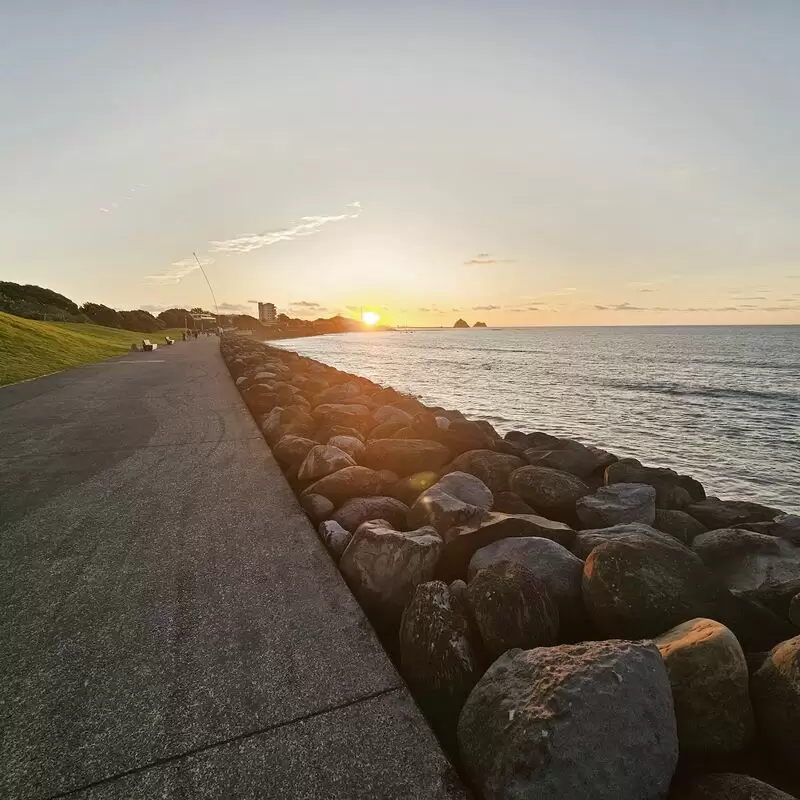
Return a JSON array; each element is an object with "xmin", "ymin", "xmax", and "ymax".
[{"xmin": 2, "ymin": 1, "xmax": 799, "ymax": 325}]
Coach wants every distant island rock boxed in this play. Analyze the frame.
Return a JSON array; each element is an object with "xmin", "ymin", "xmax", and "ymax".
[
  {"xmin": 453, "ymin": 318, "xmax": 470, "ymax": 328},
  {"xmin": 473, "ymin": 321, "xmax": 487, "ymax": 328}
]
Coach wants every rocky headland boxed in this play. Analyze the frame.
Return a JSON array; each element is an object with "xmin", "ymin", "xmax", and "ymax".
[{"xmin": 221, "ymin": 333, "xmax": 800, "ymax": 800}]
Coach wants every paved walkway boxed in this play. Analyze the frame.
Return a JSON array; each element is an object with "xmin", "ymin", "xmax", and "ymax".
[{"xmin": 0, "ymin": 339, "xmax": 466, "ymax": 800}]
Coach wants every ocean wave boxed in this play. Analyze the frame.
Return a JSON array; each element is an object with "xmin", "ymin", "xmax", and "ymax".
[{"xmin": 601, "ymin": 379, "xmax": 799, "ymax": 404}]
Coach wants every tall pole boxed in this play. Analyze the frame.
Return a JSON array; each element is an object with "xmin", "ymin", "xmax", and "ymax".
[{"xmin": 193, "ymin": 252, "xmax": 219, "ymax": 322}]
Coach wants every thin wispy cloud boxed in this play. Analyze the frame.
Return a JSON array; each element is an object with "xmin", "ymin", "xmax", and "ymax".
[
  {"xmin": 464, "ymin": 253, "xmax": 515, "ymax": 265},
  {"xmin": 217, "ymin": 302, "xmax": 252, "ymax": 313},
  {"xmin": 147, "ymin": 202, "xmax": 361, "ymax": 284},
  {"xmin": 290, "ymin": 300, "xmax": 322, "ymax": 308},
  {"xmin": 472, "ymin": 305, "xmax": 501, "ymax": 311},
  {"xmin": 210, "ymin": 202, "xmax": 361, "ymax": 254},
  {"xmin": 147, "ymin": 256, "xmax": 213, "ymax": 285}
]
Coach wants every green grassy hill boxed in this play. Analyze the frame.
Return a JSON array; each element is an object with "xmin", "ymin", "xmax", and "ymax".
[{"xmin": 0, "ymin": 312, "xmax": 186, "ymax": 385}]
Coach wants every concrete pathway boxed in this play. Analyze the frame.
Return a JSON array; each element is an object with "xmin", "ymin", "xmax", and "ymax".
[{"xmin": 0, "ymin": 339, "xmax": 466, "ymax": 800}]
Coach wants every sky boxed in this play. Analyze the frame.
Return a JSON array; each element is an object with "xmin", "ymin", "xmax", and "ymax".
[{"xmin": 2, "ymin": 1, "xmax": 799, "ymax": 327}]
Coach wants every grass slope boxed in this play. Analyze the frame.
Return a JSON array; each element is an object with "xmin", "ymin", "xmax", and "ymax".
[{"xmin": 0, "ymin": 312, "xmax": 186, "ymax": 385}]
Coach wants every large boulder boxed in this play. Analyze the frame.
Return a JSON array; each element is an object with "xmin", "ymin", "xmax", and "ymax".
[
  {"xmin": 524, "ymin": 444, "xmax": 600, "ymax": 479},
  {"xmin": 576, "ymin": 483, "xmax": 656, "ymax": 528},
  {"xmin": 466, "ymin": 562, "xmax": 559, "ymax": 659},
  {"xmin": 273, "ymin": 434, "xmax": 317, "ymax": 467},
  {"xmin": 373, "ymin": 404, "xmax": 414, "ymax": 427},
  {"xmin": 436, "ymin": 511, "xmax": 575, "ymax": 583},
  {"xmin": 791, "ymin": 593, "xmax": 800, "ymax": 627},
  {"xmin": 407, "ymin": 472, "xmax": 492, "ymax": 534},
  {"xmin": 458, "ymin": 641, "xmax": 678, "ymax": 800},
  {"xmin": 688, "ymin": 498, "xmax": 782, "ymax": 529},
  {"xmin": 259, "ymin": 406, "xmax": 285, "ymax": 445},
  {"xmin": 318, "ymin": 520, "xmax": 352, "ymax": 562},
  {"xmin": 364, "ymin": 438, "xmax": 451, "ymax": 476},
  {"xmin": 312, "ymin": 403, "xmax": 374, "ymax": 434},
  {"xmin": 445, "ymin": 449, "xmax": 525, "ymax": 493},
  {"xmin": 741, "ymin": 514, "xmax": 800, "ymax": 545},
  {"xmin": 654, "ymin": 618, "xmax": 754, "ymax": 754},
  {"xmin": 491, "ymin": 491, "xmax": 536, "ymax": 514},
  {"xmin": 692, "ymin": 528, "xmax": 800, "ymax": 618},
  {"xmin": 398, "ymin": 581, "xmax": 482, "ymax": 746},
  {"xmin": 339, "ymin": 521, "xmax": 443, "ymax": 630},
  {"xmin": 583, "ymin": 535, "xmax": 796, "ymax": 652},
  {"xmin": 299, "ymin": 493, "xmax": 334, "ymax": 525},
  {"xmin": 750, "ymin": 635, "xmax": 800, "ymax": 772},
  {"xmin": 302, "ymin": 466, "xmax": 383, "ymax": 505},
  {"xmin": 314, "ymin": 381, "xmax": 362, "ymax": 405},
  {"xmin": 654, "ymin": 508, "xmax": 707, "ymax": 544},
  {"xmin": 573, "ymin": 522, "xmax": 685, "ymax": 560},
  {"xmin": 468, "ymin": 537, "xmax": 585, "ymax": 636},
  {"xmin": 332, "ymin": 496, "xmax": 410, "ymax": 532},
  {"xmin": 509, "ymin": 465, "xmax": 590, "ymax": 523},
  {"xmin": 297, "ymin": 445, "xmax": 356, "ymax": 482},
  {"xmin": 327, "ymin": 435, "xmax": 365, "ymax": 462},
  {"xmin": 606, "ymin": 461, "xmax": 704, "ymax": 509},
  {"xmin": 671, "ymin": 773, "xmax": 796, "ymax": 799},
  {"xmin": 386, "ymin": 470, "xmax": 440, "ymax": 505}
]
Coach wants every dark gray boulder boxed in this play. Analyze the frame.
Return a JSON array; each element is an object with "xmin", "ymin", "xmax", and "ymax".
[
  {"xmin": 407, "ymin": 472, "xmax": 492, "ymax": 534},
  {"xmin": 297, "ymin": 444, "xmax": 356, "ymax": 482},
  {"xmin": 318, "ymin": 520, "xmax": 352, "ymax": 562},
  {"xmin": 583, "ymin": 535, "xmax": 796, "ymax": 652},
  {"xmin": 273, "ymin": 434, "xmax": 317, "ymax": 467},
  {"xmin": 750, "ymin": 635, "xmax": 800, "ymax": 773},
  {"xmin": 605, "ymin": 461, "xmax": 704, "ymax": 509},
  {"xmin": 327, "ymin": 435, "xmax": 365, "ymax": 462},
  {"xmin": 332, "ymin": 496, "xmax": 410, "ymax": 532},
  {"xmin": 364, "ymin": 438, "xmax": 451, "ymax": 476},
  {"xmin": 491, "ymin": 491, "xmax": 536, "ymax": 514},
  {"xmin": 259, "ymin": 406, "xmax": 284, "ymax": 444},
  {"xmin": 468, "ymin": 536, "xmax": 585, "ymax": 637},
  {"xmin": 509, "ymin": 465, "xmax": 590, "ymax": 523},
  {"xmin": 339, "ymin": 521, "xmax": 443, "ymax": 630},
  {"xmin": 465, "ymin": 562, "xmax": 559, "ymax": 659},
  {"xmin": 740, "ymin": 514, "xmax": 800, "ymax": 545},
  {"xmin": 688, "ymin": 497, "xmax": 782, "ymax": 529},
  {"xmin": 385, "ymin": 470, "xmax": 440, "ymax": 505},
  {"xmin": 654, "ymin": 618, "xmax": 753, "ymax": 754},
  {"xmin": 299, "ymin": 493, "xmax": 334, "ymax": 525},
  {"xmin": 524, "ymin": 444, "xmax": 600, "ymax": 479},
  {"xmin": 654, "ymin": 508, "xmax": 707, "ymax": 544},
  {"xmin": 458, "ymin": 641, "xmax": 678, "ymax": 800},
  {"xmin": 692, "ymin": 528, "xmax": 800, "ymax": 618},
  {"xmin": 576, "ymin": 483, "xmax": 656, "ymax": 528},
  {"xmin": 791, "ymin": 593, "xmax": 800, "ymax": 627},
  {"xmin": 302, "ymin": 466, "xmax": 384, "ymax": 505},
  {"xmin": 398, "ymin": 581, "xmax": 482, "ymax": 747},
  {"xmin": 312, "ymin": 402, "xmax": 374, "ymax": 434},
  {"xmin": 573, "ymin": 522, "xmax": 686, "ymax": 560},
  {"xmin": 445, "ymin": 449, "xmax": 525, "ymax": 493},
  {"xmin": 436, "ymin": 511, "xmax": 574, "ymax": 583},
  {"xmin": 670, "ymin": 773, "xmax": 796, "ymax": 799}
]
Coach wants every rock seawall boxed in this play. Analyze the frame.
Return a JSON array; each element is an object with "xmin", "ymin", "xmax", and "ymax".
[{"xmin": 222, "ymin": 334, "xmax": 800, "ymax": 799}]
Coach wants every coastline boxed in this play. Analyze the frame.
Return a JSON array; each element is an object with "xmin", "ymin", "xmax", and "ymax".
[{"xmin": 223, "ymin": 333, "xmax": 800, "ymax": 797}]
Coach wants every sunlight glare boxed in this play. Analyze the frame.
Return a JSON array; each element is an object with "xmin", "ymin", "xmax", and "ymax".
[{"xmin": 362, "ymin": 311, "xmax": 381, "ymax": 326}]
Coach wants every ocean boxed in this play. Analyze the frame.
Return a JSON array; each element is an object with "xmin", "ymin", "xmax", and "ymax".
[{"xmin": 271, "ymin": 326, "xmax": 800, "ymax": 513}]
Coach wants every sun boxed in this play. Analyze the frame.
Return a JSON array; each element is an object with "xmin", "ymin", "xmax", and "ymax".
[{"xmin": 362, "ymin": 310, "xmax": 381, "ymax": 326}]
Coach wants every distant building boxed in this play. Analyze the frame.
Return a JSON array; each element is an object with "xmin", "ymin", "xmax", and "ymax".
[{"xmin": 257, "ymin": 302, "xmax": 277, "ymax": 325}]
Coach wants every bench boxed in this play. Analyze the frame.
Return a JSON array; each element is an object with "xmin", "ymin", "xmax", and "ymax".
[{"xmin": 142, "ymin": 339, "xmax": 158, "ymax": 352}]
